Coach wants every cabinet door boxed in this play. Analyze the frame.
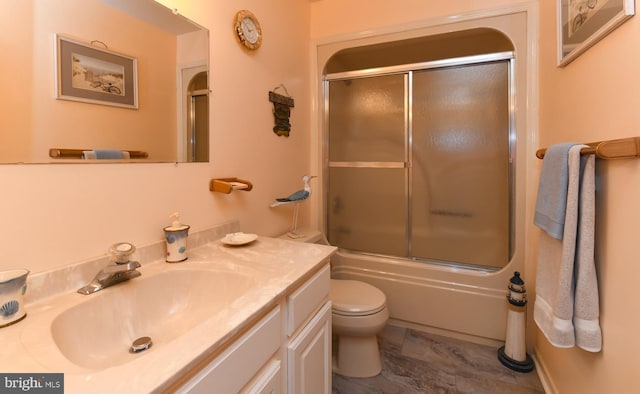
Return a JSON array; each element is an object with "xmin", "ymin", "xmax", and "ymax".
[{"xmin": 287, "ymin": 301, "xmax": 331, "ymax": 394}]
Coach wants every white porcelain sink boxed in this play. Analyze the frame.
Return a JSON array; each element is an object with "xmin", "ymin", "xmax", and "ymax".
[{"xmin": 49, "ymin": 269, "xmax": 258, "ymax": 370}]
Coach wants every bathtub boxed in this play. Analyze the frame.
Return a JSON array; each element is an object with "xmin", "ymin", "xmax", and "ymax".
[{"xmin": 330, "ymin": 248, "xmax": 515, "ymax": 345}]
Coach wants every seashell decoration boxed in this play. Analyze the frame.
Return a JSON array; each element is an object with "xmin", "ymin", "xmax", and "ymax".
[{"xmin": 0, "ymin": 300, "xmax": 19, "ymax": 317}]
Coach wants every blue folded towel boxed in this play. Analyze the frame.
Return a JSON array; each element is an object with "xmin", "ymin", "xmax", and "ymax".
[
  {"xmin": 93, "ymin": 149, "xmax": 124, "ymax": 159},
  {"xmin": 534, "ymin": 142, "xmax": 580, "ymax": 240}
]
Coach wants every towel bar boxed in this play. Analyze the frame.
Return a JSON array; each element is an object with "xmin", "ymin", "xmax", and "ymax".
[
  {"xmin": 49, "ymin": 148, "xmax": 149, "ymax": 159},
  {"xmin": 536, "ymin": 137, "xmax": 640, "ymax": 160}
]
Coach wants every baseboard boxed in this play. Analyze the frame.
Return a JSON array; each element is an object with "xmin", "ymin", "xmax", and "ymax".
[
  {"xmin": 387, "ymin": 318, "xmax": 505, "ymax": 348},
  {"xmin": 530, "ymin": 352, "xmax": 556, "ymax": 394}
]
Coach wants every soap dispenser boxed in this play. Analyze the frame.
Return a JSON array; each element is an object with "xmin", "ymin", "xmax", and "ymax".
[{"xmin": 163, "ymin": 212, "xmax": 190, "ymax": 263}]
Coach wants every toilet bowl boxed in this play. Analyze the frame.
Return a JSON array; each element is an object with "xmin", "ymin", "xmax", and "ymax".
[
  {"xmin": 330, "ymin": 279, "xmax": 389, "ymax": 378},
  {"xmin": 280, "ymin": 230, "xmax": 390, "ymax": 377}
]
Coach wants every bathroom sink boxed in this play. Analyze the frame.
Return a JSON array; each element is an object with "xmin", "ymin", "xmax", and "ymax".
[{"xmin": 49, "ymin": 269, "xmax": 258, "ymax": 370}]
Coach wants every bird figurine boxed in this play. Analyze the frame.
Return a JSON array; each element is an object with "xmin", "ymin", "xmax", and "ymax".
[
  {"xmin": 271, "ymin": 175, "xmax": 317, "ymax": 207},
  {"xmin": 270, "ymin": 175, "xmax": 317, "ymax": 238},
  {"xmin": 277, "ymin": 175, "xmax": 316, "ymax": 202}
]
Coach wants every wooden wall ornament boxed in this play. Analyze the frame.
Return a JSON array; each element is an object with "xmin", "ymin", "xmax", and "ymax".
[{"xmin": 269, "ymin": 85, "xmax": 294, "ymax": 137}]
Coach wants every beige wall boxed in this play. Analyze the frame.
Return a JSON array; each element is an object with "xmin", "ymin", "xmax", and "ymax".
[
  {"xmin": 309, "ymin": 0, "xmax": 520, "ymax": 39},
  {"xmin": 0, "ymin": 0, "xmax": 311, "ymax": 273},
  {"xmin": 1, "ymin": 1, "xmax": 34, "ymax": 162},
  {"xmin": 311, "ymin": 0, "xmax": 640, "ymax": 392}
]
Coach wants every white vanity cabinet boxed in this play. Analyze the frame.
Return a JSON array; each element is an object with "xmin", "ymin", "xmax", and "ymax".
[
  {"xmin": 286, "ymin": 264, "xmax": 332, "ymax": 394},
  {"xmin": 175, "ymin": 262, "xmax": 331, "ymax": 394},
  {"xmin": 176, "ymin": 306, "xmax": 283, "ymax": 394}
]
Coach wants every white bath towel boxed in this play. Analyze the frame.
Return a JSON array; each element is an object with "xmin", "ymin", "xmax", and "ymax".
[
  {"xmin": 534, "ymin": 144, "xmax": 602, "ymax": 352},
  {"xmin": 572, "ymin": 149, "xmax": 602, "ymax": 351}
]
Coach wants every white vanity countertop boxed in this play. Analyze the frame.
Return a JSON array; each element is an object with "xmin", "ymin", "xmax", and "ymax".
[{"xmin": 0, "ymin": 235, "xmax": 336, "ymax": 393}]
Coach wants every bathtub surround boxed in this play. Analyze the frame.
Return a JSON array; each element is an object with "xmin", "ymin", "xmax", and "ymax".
[
  {"xmin": 534, "ymin": 145, "xmax": 602, "ymax": 352},
  {"xmin": 315, "ymin": 5, "xmax": 534, "ymax": 348}
]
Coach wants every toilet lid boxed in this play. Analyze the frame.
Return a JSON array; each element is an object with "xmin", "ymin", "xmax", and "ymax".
[{"xmin": 330, "ymin": 279, "xmax": 386, "ymax": 316}]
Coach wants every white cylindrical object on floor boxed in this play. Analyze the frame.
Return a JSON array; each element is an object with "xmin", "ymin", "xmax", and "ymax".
[{"xmin": 503, "ymin": 308, "xmax": 526, "ymax": 361}]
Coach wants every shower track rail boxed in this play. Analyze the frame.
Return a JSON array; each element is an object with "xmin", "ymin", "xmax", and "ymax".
[{"xmin": 328, "ymin": 162, "xmax": 406, "ymax": 168}]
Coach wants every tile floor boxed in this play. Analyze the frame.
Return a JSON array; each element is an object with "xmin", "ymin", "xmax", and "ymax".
[{"xmin": 332, "ymin": 325, "xmax": 546, "ymax": 394}]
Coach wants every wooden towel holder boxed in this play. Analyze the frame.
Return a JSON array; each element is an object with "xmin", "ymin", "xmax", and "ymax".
[
  {"xmin": 49, "ymin": 148, "xmax": 149, "ymax": 159},
  {"xmin": 536, "ymin": 137, "xmax": 640, "ymax": 160}
]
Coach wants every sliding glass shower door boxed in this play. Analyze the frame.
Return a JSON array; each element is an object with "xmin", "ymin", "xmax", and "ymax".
[
  {"xmin": 327, "ymin": 74, "xmax": 408, "ymax": 257},
  {"xmin": 326, "ymin": 54, "xmax": 513, "ymax": 269},
  {"xmin": 411, "ymin": 61, "xmax": 510, "ymax": 268}
]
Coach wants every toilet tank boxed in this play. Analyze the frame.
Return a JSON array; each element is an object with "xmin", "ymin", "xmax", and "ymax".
[{"xmin": 278, "ymin": 230, "xmax": 324, "ymax": 244}]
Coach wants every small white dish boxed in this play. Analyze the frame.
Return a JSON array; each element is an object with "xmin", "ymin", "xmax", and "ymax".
[{"xmin": 222, "ymin": 232, "xmax": 258, "ymax": 246}]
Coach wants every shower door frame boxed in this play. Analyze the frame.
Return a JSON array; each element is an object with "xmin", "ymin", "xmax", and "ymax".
[{"xmin": 323, "ymin": 51, "xmax": 516, "ymax": 271}]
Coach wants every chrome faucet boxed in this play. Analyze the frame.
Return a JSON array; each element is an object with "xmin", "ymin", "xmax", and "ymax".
[{"xmin": 78, "ymin": 242, "xmax": 141, "ymax": 295}]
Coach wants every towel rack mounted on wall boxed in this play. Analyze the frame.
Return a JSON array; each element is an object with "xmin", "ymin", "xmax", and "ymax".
[
  {"xmin": 49, "ymin": 148, "xmax": 149, "ymax": 159},
  {"xmin": 536, "ymin": 137, "xmax": 640, "ymax": 160}
]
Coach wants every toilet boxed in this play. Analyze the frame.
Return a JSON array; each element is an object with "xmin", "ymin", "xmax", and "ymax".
[
  {"xmin": 330, "ymin": 278, "xmax": 389, "ymax": 378},
  {"xmin": 281, "ymin": 230, "xmax": 389, "ymax": 378}
]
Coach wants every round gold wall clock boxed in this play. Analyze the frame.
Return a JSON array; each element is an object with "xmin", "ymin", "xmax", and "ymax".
[{"xmin": 234, "ymin": 10, "xmax": 262, "ymax": 50}]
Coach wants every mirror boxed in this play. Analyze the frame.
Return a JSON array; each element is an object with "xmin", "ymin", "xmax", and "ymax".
[{"xmin": 1, "ymin": 0, "xmax": 209, "ymax": 164}]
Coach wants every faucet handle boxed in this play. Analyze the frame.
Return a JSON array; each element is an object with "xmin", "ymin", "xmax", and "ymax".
[
  {"xmin": 109, "ymin": 242, "xmax": 136, "ymax": 264},
  {"xmin": 102, "ymin": 261, "xmax": 141, "ymax": 274}
]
